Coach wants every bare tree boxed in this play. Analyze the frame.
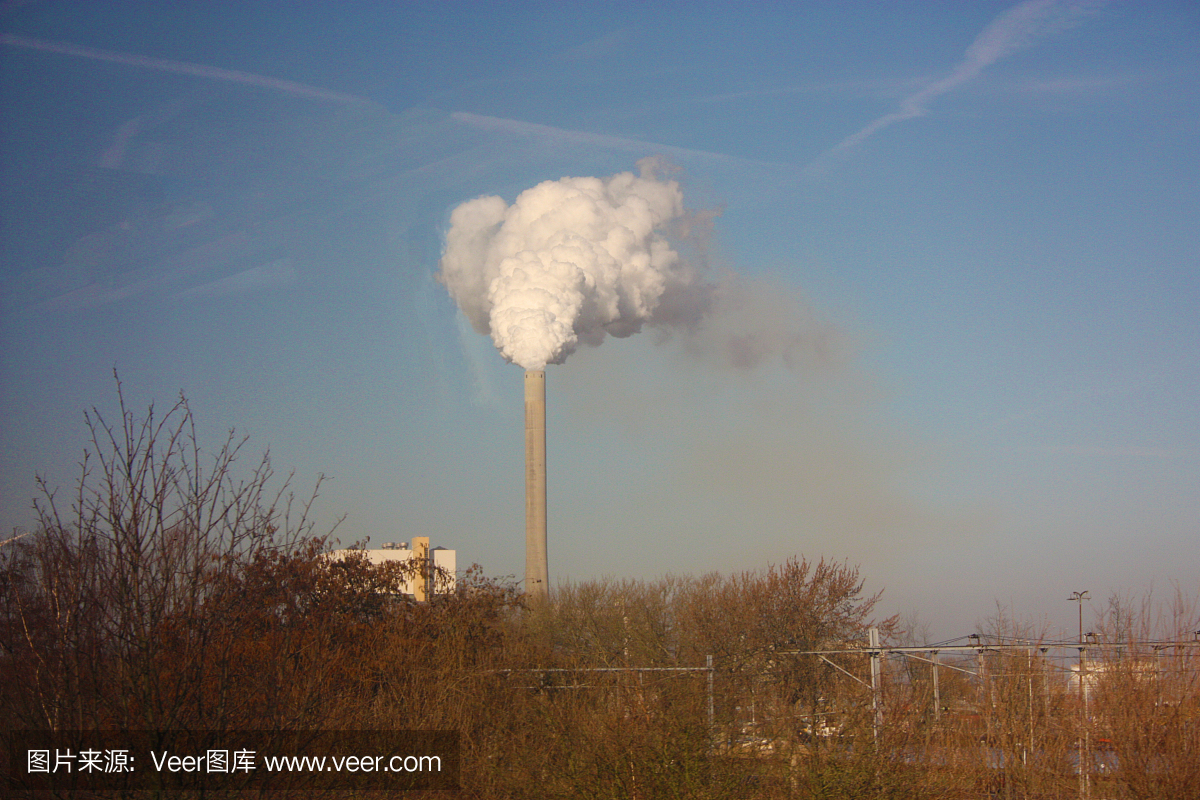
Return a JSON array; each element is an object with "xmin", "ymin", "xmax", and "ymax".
[{"xmin": 0, "ymin": 374, "xmax": 340, "ymax": 734}]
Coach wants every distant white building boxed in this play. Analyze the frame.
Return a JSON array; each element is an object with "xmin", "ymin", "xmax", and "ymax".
[
  {"xmin": 1069, "ymin": 658, "xmax": 1157, "ymax": 702},
  {"xmin": 330, "ymin": 536, "xmax": 456, "ymax": 600}
]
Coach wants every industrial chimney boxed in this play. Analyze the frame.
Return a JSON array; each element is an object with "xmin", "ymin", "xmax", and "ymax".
[{"xmin": 524, "ymin": 369, "xmax": 548, "ymax": 599}]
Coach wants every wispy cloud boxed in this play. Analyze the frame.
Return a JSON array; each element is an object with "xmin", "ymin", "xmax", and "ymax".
[
  {"xmin": 694, "ymin": 76, "xmax": 929, "ymax": 106},
  {"xmin": 1013, "ymin": 71, "xmax": 1149, "ymax": 95},
  {"xmin": 806, "ymin": 0, "xmax": 1106, "ymax": 173},
  {"xmin": 172, "ymin": 259, "xmax": 296, "ymax": 300},
  {"xmin": 1015, "ymin": 444, "xmax": 1189, "ymax": 460},
  {"xmin": 450, "ymin": 111, "xmax": 790, "ymax": 170},
  {"xmin": 556, "ymin": 29, "xmax": 631, "ymax": 62},
  {"xmin": 1, "ymin": 33, "xmax": 373, "ymax": 105}
]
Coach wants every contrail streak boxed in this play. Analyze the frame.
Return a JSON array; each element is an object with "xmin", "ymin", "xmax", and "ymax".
[
  {"xmin": 1, "ymin": 33, "xmax": 370, "ymax": 105},
  {"xmin": 806, "ymin": 0, "xmax": 1105, "ymax": 172}
]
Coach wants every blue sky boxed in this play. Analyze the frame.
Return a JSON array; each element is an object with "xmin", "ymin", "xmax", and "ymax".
[{"xmin": 2, "ymin": 0, "xmax": 1197, "ymax": 638}]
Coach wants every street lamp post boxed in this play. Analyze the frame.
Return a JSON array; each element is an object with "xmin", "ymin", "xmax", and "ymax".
[
  {"xmin": 1069, "ymin": 591, "xmax": 1090, "ymax": 643},
  {"xmin": 1069, "ymin": 590, "xmax": 1091, "ymax": 800}
]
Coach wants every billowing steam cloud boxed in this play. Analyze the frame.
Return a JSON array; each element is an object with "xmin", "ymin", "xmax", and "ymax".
[
  {"xmin": 439, "ymin": 158, "xmax": 851, "ymax": 375},
  {"xmin": 438, "ymin": 158, "xmax": 702, "ymax": 370}
]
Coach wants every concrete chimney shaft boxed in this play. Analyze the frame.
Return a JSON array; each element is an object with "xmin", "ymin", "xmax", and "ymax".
[{"xmin": 524, "ymin": 369, "xmax": 548, "ymax": 599}]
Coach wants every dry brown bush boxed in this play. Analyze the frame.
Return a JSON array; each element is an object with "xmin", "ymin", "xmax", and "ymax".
[{"xmin": 5, "ymin": 384, "xmax": 1199, "ymax": 798}]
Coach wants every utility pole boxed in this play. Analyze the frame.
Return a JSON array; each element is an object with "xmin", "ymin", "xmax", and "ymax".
[
  {"xmin": 1027, "ymin": 648, "xmax": 1035, "ymax": 769},
  {"xmin": 1042, "ymin": 647, "xmax": 1051, "ymax": 715},
  {"xmin": 706, "ymin": 654, "xmax": 714, "ymax": 733},
  {"xmin": 976, "ymin": 639, "xmax": 992, "ymax": 754},
  {"xmin": 869, "ymin": 627, "xmax": 882, "ymax": 744},
  {"xmin": 931, "ymin": 650, "xmax": 941, "ymax": 722},
  {"xmin": 1069, "ymin": 591, "xmax": 1091, "ymax": 800}
]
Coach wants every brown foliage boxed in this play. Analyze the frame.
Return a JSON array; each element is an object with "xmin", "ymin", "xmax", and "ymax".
[{"xmin": 14, "ymin": 382, "xmax": 1200, "ymax": 797}]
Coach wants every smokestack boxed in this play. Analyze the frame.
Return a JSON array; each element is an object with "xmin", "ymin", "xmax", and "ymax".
[{"xmin": 524, "ymin": 369, "xmax": 548, "ymax": 599}]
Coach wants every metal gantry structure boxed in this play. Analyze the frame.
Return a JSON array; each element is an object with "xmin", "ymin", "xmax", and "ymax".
[
  {"xmin": 495, "ymin": 628, "xmax": 1200, "ymax": 705},
  {"xmin": 490, "ymin": 627, "xmax": 1199, "ymax": 797},
  {"xmin": 777, "ymin": 628, "xmax": 1200, "ymax": 751}
]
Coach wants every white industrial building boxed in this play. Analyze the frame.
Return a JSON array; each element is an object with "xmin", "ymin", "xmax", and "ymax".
[
  {"xmin": 1068, "ymin": 658, "xmax": 1157, "ymax": 702},
  {"xmin": 329, "ymin": 537, "xmax": 456, "ymax": 600}
]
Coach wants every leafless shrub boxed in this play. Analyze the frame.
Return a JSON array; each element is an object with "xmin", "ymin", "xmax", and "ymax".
[
  {"xmin": 8, "ymin": 381, "xmax": 1200, "ymax": 798},
  {"xmin": 0, "ymin": 376, "xmax": 345, "ymax": 735}
]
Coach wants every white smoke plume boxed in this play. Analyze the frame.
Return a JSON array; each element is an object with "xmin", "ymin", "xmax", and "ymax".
[{"xmin": 438, "ymin": 158, "xmax": 703, "ymax": 370}]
